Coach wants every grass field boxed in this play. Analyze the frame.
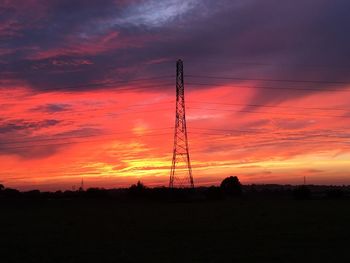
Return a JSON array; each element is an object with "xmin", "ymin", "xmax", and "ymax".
[{"xmin": 1, "ymin": 198, "xmax": 349, "ymax": 263}]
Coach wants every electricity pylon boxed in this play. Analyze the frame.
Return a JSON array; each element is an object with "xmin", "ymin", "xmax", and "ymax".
[{"xmin": 169, "ymin": 59, "xmax": 194, "ymax": 188}]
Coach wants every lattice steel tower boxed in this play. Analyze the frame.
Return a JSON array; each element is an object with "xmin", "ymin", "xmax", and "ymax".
[{"xmin": 169, "ymin": 59, "xmax": 194, "ymax": 188}]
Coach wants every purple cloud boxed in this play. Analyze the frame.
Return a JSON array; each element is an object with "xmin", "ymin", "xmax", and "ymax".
[{"xmin": 0, "ymin": 0, "xmax": 349, "ymax": 103}]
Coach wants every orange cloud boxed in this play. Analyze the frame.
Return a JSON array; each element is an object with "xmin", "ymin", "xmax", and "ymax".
[{"xmin": 1, "ymin": 82, "xmax": 350, "ymax": 190}]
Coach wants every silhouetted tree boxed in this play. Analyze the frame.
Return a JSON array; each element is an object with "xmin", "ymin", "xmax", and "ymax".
[
  {"xmin": 128, "ymin": 181, "xmax": 147, "ymax": 197},
  {"xmin": 130, "ymin": 181, "xmax": 146, "ymax": 191},
  {"xmin": 220, "ymin": 176, "xmax": 242, "ymax": 196},
  {"xmin": 2, "ymin": 188, "xmax": 20, "ymax": 198},
  {"xmin": 0, "ymin": 184, "xmax": 4, "ymax": 191}
]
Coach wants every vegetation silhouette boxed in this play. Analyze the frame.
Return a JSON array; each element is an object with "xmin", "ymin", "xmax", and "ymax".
[
  {"xmin": 129, "ymin": 181, "xmax": 147, "ymax": 195},
  {"xmin": 23, "ymin": 190, "xmax": 41, "ymax": 199},
  {"xmin": 0, "ymin": 187, "xmax": 20, "ymax": 198},
  {"xmin": 326, "ymin": 188, "xmax": 344, "ymax": 199},
  {"xmin": 205, "ymin": 186, "xmax": 223, "ymax": 200},
  {"xmin": 0, "ymin": 180, "xmax": 350, "ymax": 202},
  {"xmin": 85, "ymin": 188, "xmax": 109, "ymax": 198},
  {"xmin": 293, "ymin": 185, "xmax": 311, "ymax": 200},
  {"xmin": 220, "ymin": 176, "xmax": 242, "ymax": 197},
  {"xmin": 1, "ymin": 180, "xmax": 350, "ymax": 263}
]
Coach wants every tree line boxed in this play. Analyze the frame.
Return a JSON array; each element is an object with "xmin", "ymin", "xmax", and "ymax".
[{"xmin": 0, "ymin": 177, "xmax": 348, "ymax": 201}]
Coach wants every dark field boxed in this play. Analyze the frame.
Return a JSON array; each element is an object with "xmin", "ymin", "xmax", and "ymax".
[{"xmin": 1, "ymin": 198, "xmax": 350, "ymax": 263}]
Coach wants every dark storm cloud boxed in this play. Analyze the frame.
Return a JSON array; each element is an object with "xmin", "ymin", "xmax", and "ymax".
[{"xmin": 1, "ymin": 0, "xmax": 350, "ymax": 102}]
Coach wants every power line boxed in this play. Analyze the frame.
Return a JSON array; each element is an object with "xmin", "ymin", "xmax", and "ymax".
[
  {"xmin": 186, "ymin": 82, "xmax": 350, "ymax": 92},
  {"xmin": 188, "ymin": 60, "xmax": 350, "ymax": 70},
  {"xmin": 188, "ymin": 131, "xmax": 350, "ymax": 141},
  {"xmin": 188, "ymin": 101, "xmax": 350, "ymax": 112},
  {"xmin": 190, "ymin": 127, "xmax": 350, "ymax": 137},
  {"xmin": 0, "ymin": 83, "xmax": 174, "ymax": 105},
  {"xmin": 3, "ymin": 126, "xmax": 350, "ymax": 150},
  {"xmin": 0, "ymin": 132, "xmax": 173, "ymax": 150},
  {"xmin": 0, "ymin": 75, "xmax": 173, "ymax": 91},
  {"xmin": 1, "ymin": 101, "xmax": 173, "ymax": 115},
  {"xmin": 3, "ymin": 134, "xmax": 349, "ymax": 174},
  {"xmin": 186, "ymin": 75, "xmax": 350, "ymax": 85},
  {"xmin": 4, "ymin": 99, "xmax": 348, "ymax": 120},
  {"xmin": 2, "ymin": 135, "xmax": 350, "ymax": 180},
  {"xmin": 187, "ymin": 107, "xmax": 349, "ymax": 119},
  {"xmin": 2, "ymin": 103, "xmax": 349, "ymax": 137},
  {"xmin": 191, "ymin": 127, "xmax": 350, "ymax": 139},
  {"xmin": 1, "ymin": 106, "xmax": 348, "ymax": 144},
  {"xmin": 188, "ymin": 135, "xmax": 350, "ymax": 155},
  {"xmin": 3, "ymin": 98, "xmax": 347, "ymax": 115},
  {"xmin": 0, "ymin": 127, "xmax": 173, "ymax": 146},
  {"xmin": 188, "ymin": 132, "xmax": 350, "ymax": 146}
]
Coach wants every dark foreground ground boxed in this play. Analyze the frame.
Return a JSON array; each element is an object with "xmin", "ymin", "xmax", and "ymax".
[{"xmin": 1, "ymin": 198, "xmax": 350, "ymax": 263}]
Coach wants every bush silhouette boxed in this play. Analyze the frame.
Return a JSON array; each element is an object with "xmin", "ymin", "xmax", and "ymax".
[
  {"xmin": 130, "ymin": 181, "xmax": 146, "ymax": 190},
  {"xmin": 220, "ymin": 176, "xmax": 242, "ymax": 196},
  {"xmin": 0, "ymin": 184, "xmax": 4, "ymax": 191},
  {"xmin": 128, "ymin": 181, "xmax": 147, "ymax": 197},
  {"xmin": 1, "ymin": 188, "xmax": 20, "ymax": 198}
]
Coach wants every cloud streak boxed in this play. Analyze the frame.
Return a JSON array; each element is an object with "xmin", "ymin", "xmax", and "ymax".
[{"xmin": 2, "ymin": 0, "xmax": 350, "ymax": 189}]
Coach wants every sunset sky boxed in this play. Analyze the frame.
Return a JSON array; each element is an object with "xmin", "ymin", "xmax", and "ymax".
[{"xmin": 1, "ymin": 0, "xmax": 350, "ymax": 190}]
